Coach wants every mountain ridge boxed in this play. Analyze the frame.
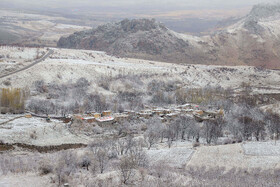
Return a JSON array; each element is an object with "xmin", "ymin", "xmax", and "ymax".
[{"xmin": 57, "ymin": 4, "xmax": 280, "ymax": 69}]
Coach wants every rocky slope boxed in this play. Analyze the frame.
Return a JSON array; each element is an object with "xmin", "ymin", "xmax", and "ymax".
[
  {"xmin": 57, "ymin": 19, "xmax": 211, "ymax": 65},
  {"xmin": 57, "ymin": 4, "xmax": 280, "ymax": 69}
]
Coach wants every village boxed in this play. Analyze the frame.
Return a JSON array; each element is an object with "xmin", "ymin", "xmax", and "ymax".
[{"xmin": 27, "ymin": 103, "xmax": 224, "ymax": 125}]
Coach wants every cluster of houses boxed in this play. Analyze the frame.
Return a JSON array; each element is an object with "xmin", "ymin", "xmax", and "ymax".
[{"xmin": 71, "ymin": 104, "xmax": 224, "ymax": 125}]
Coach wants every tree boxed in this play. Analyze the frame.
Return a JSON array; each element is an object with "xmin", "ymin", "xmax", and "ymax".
[
  {"xmin": 0, "ymin": 88, "xmax": 26, "ymax": 114},
  {"xmin": 119, "ymin": 156, "xmax": 137, "ymax": 184},
  {"xmin": 253, "ymin": 120, "xmax": 266, "ymax": 141},
  {"xmin": 203, "ymin": 118, "xmax": 224, "ymax": 144},
  {"xmin": 238, "ymin": 116, "xmax": 254, "ymax": 140},
  {"xmin": 54, "ymin": 151, "xmax": 77, "ymax": 186},
  {"xmin": 166, "ymin": 123, "xmax": 176, "ymax": 148},
  {"xmin": 177, "ymin": 115, "xmax": 195, "ymax": 140},
  {"xmin": 80, "ymin": 156, "xmax": 91, "ymax": 171},
  {"xmin": 144, "ymin": 117, "xmax": 161, "ymax": 149},
  {"xmin": 88, "ymin": 140, "xmax": 109, "ymax": 174},
  {"xmin": 145, "ymin": 128, "xmax": 160, "ymax": 150},
  {"xmin": 265, "ymin": 112, "xmax": 280, "ymax": 139},
  {"xmin": 96, "ymin": 149, "xmax": 108, "ymax": 174}
]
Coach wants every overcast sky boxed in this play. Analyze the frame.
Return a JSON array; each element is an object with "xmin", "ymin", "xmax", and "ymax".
[
  {"xmin": 1, "ymin": 0, "xmax": 277, "ymax": 9},
  {"xmin": 0, "ymin": 0, "xmax": 278, "ymax": 18}
]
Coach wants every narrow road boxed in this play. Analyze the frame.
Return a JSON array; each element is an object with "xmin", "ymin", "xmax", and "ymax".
[
  {"xmin": 0, "ymin": 49, "xmax": 54, "ymax": 79},
  {"xmin": 0, "ymin": 116, "xmax": 24, "ymax": 126}
]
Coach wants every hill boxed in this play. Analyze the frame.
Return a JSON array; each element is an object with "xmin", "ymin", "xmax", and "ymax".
[{"xmin": 58, "ymin": 4, "xmax": 280, "ymax": 69}]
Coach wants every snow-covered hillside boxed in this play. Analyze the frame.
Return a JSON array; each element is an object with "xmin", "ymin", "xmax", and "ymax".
[{"xmin": 1, "ymin": 47, "xmax": 280, "ymax": 95}]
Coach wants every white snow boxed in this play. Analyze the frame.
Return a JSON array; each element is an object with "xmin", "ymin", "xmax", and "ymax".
[
  {"xmin": 0, "ymin": 115, "xmax": 90, "ymax": 146},
  {"xmin": 2, "ymin": 47, "xmax": 280, "ymax": 95},
  {"xmin": 55, "ymin": 24, "xmax": 89, "ymax": 29},
  {"xmin": 243, "ymin": 141, "xmax": 280, "ymax": 156},
  {"xmin": 188, "ymin": 143, "xmax": 280, "ymax": 170},
  {"xmin": 146, "ymin": 141, "xmax": 194, "ymax": 168}
]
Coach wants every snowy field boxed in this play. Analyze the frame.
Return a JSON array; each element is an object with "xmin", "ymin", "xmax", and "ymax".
[
  {"xmin": 147, "ymin": 146, "xmax": 194, "ymax": 168},
  {"xmin": 0, "ymin": 173, "xmax": 52, "ymax": 187},
  {"xmin": 0, "ymin": 115, "xmax": 90, "ymax": 146},
  {"xmin": 242, "ymin": 141, "xmax": 280, "ymax": 156},
  {"xmin": 188, "ymin": 143, "xmax": 280, "ymax": 169},
  {"xmin": 0, "ymin": 114, "xmax": 23, "ymax": 123},
  {"xmin": 0, "ymin": 46, "xmax": 46, "ymax": 62}
]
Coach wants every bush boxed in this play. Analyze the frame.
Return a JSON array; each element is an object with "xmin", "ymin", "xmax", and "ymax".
[
  {"xmin": 30, "ymin": 130, "xmax": 38, "ymax": 140},
  {"xmin": 3, "ymin": 80, "xmax": 11, "ymax": 86},
  {"xmin": 34, "ymin": 80, "xmax": 47, "ymax": 93},
  {"xmin": 39, "ymin": 160, "xmax": 53, "ymax": 175},
  {"xmin": 192, "ymin": 142, "xmax": 200, "ymax": 148}
]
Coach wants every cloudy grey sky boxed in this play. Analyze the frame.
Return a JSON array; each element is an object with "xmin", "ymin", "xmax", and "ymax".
[
  {"xmin": 0, "ymin": 0, "xmax": 278, "ymax": 19},
  {"xmin": 1, "ymin": 0, "xmax": 277, "ymax": 9},
  {"xmin": 0, "ymin": 0, "xmax": 278, "ymax": 33}
]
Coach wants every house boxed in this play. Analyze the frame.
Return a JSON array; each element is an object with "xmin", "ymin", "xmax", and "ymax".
[
  {"xmin": 83, "ymin": 117, "xmax": 96, "ymax": 123},
  {"xmin": 166, "ymin": 112, "xmax": 179, "ymax": 119},
  {"xmin": 102, "ymin": 111, "xmax": 112, "ymax": 117},
  {"xmin": 153, "ymin": 108, "xmax": 165, "ymax": 115},
  {"xmin": 95, "ymin": 116, "xmax": 115, "ymax": 126},
  {"xmin": 139, "ymin": 110, "xmax": 153, "ymax": 118},
  {"xmin": 163, "ymin": 109, "xmax": 172, "ymax": 114},
  {"xmin": 193, "ymin": 109, "xmax": 224, "ymax": 122},
  {"xmin": 114, "ymin": 113, "xmax": 129, "ymax": 122},
  {"xmin": 193, "ymin": 110, "xmax": 204, "ymax": 116},
  {"xmin": 124, "ymin": 110, "xmax": 136, "ymax": 116},
  {"xmin": 93, "ymin": 113, "xmax": 101, "ymax": 118},
  {"xmin": 25, "ymin": 114, "xmax": 32, "ymax": 118},
  {"xmin": 180, "ymin": 104, "xmax": 191, "ymax": 109}
]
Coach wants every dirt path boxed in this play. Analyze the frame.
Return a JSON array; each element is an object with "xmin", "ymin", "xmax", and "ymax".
[
  {"xmin": 0, "ymin": 49, "xmax": 54, "ymax": 79},
  {"xmin": 0, "ymin": 116, "xmax": 24, "ymax": 126}
]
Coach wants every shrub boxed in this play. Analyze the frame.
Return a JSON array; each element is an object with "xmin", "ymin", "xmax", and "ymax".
[
  {"xmin": 3, "ymin": 80, "xmax": 11, "ymax": 86},
  {"xmin": 30, "ymin": 130, "xmax": 38, "ymax": 140},
  {"xmin": 192, "ymin": 142, "xmax": 200, "ymax": 148},
  {"xmin": 39, "ymin": 160, "xmax": 53, "ymax": 175},
  {"xmin": 34, "ymin": 80, "xmax": 47, "ymax": 93}
]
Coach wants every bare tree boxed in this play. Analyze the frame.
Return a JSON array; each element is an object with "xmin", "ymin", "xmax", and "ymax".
[
  {"xmin": 119, "ymin": 155, "xmax": 137, "ymax": 184},
  {"xmin": 144, "ymin": 129, "xmax": 160, "ymax": 150},
  {"xmin": 202, "ymin": 118, "xmax": 224, "ymax": 144},
  {"xmin": 88, "ymin": 140, "xmax": 109, "ymax": 174},
  {"xmin": 165, "ymin": 123, "xmax": 176, "ymax": 148},
  {"xmin": 144, "ymin": 117, "xmax": 161, "ymax": 149},
  {"xmin": 96, "ymin": 149, "xmax": 108, "ymax": 174}
]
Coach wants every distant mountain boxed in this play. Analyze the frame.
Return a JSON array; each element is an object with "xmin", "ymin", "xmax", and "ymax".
[
  {"xmin": 57, "ymin": 19, "xmax": 205, "ymax": 64},
  {"xmin": 58, "ymin": 4, "xmax": 280, "ymax": 69}
]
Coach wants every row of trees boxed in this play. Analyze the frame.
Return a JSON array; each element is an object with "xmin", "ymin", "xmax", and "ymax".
[
  {"xmin": 28, "ymin": 75, "xmax": 274, "ymax": 117},
  {"xmin": 29, "ymin": 77, "xmax": 236, "ymax": 115},
  {"xmin": 142, "ymin": 104, "xmax": 280, "ymax": 148}
]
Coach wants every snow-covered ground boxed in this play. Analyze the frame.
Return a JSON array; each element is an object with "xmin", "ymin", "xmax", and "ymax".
[
  {"xmin": 188, "ymin": 143, "xmax": 280, "ymax": 170},
  {"xmin": 242, "ymin": 141, "xmax": 280, "ymax": 156},
  {"xmin": 0, "ymin": 173, "xmax": 53, "ymax": 187},
  {"xmin": 1, "ymin": 47, "xmax": 280, "ymax": 95},
  {"xmin": 0, "ymin": 46, "xmax": 46, "ymax": 62},
  {"xmin": 0, "ymin": 115, "xmax": 90, "ymax": 146},
  {"xmin": 147, "ymin": 146, "xmax": 193, "ymax": 168}
]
